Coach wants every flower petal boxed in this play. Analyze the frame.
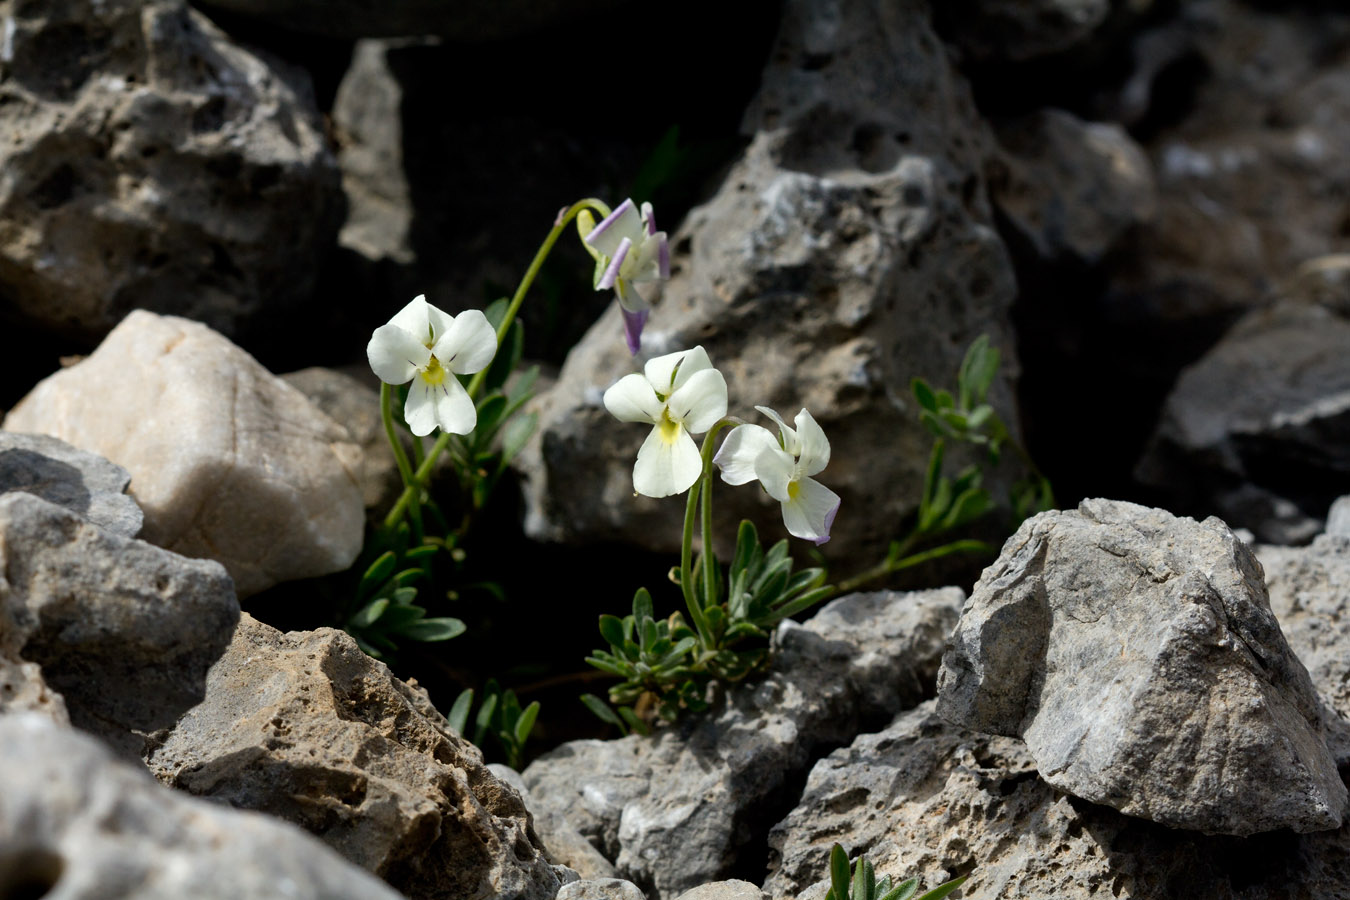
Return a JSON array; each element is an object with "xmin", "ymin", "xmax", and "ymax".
[
  {"xmin": 604, "ymin": 373, "xmax": 663, "ymax": 424},
  {"xmin": 666, "ymin": 367, "xmax": 727, "ymax": 434},
  {"xmin": 794, "ymin": 408, "xmax": 831, "ymax": 476},
  {"xmin": 753, "ymin": 444, "xmax": 797, "ymax": 502},
  {"xmin": 644, "ymin": 346, "xmax": 705, "ymax": 396},
  {"xmin": 388, "ymin": 294, "xmax": 433, "ymax": 342},
  {"xmin": 368, "ymin": 323, "xmax": 431, "ymax": 385},
  {"xmin": 632, "ymin": 424, "xmax": 702, "ymax": 498},
  {"xmin": 428, "ymin": 375, "xmax": 478, "ymax": 435},
  {"xmin": 596, "ymin": 237, "xmax": 632, "ymax": 291},
  {"xmin": 641, "ymin": 201, "xmax": 657, "ymax": 236},
  {"xmin": 585, "ymin": 199, "xmax": 642, "ymax": 258},
  {"xmin": 621, "ymin": 306, "xmax": 648, "ymax": 356},
  {"xmin": 424, "ymin": 302, "xmax": 456, "ymax": 345},
  {"xmin": 754, "ymin": 405, "xmax": 800, "ymax": 457},
  {"xmin": 713, "ymin": 424, "xmax": 778, "ymax": 486},
  {"xmin": 615, "ymin": 278, "xmax": 652, "ymax": 313},
  {"xmin": 403, "ymin": 378, "xmax": 438, "ymax": 436},
  {"xmin": 781, "ymin": 477, "xmax": 841, "ymax": 545},
  {"xmin": 435, "ymin": 308, "xmax": 498, "ymax": 374}
]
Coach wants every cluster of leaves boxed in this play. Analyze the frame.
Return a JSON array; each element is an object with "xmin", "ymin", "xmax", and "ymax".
[
  {"xmin": 343, "ymin": 297, "xmax": 538, "ymax": 660},
  {"xmin": 824, "ymin": 844, "xmax": 968, "ymax": 900},
  {"xmin": 448, "ymin": 680, "xmax": 540, "ymax": 770},
  {"xmin": 583, "ymin": 519, "xmax": 832, "ymax": 730}
]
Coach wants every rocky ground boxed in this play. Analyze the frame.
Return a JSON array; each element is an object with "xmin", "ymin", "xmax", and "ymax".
[{"xmin": 3, "ymin": 0, "xmax": 1350, "ymax": 898}]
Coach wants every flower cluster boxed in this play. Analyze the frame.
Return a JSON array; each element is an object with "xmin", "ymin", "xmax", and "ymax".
[{"xmin": 580, "ymin": 198, "xmax": 670, "ymax": 355}]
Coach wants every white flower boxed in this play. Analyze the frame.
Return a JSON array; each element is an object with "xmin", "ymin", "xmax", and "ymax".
[
  {"xmin": 603, "ymin": 346, "xmax": 728, "ymax": 498},
  {"xmin": 366, "ymin": 294, "xmax": 498, "ymax": 437},
  {"xmin": 714, "ymin": 406, "xmax": 841, "ymax": 545},
  {"xmin": 580, "ymin": 198, "xmax": 670, "ymax": 354}
]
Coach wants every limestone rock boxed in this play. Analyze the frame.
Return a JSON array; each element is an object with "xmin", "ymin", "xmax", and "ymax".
[
  {"xmin": 520, "ymin": 0, "xmax": 1019, "ymax": 561},
  {"xmin": 937, "ymin": 498, "xmax": 1346, "ymax": 835},
  {"xmin": 766, "ymin": 700, "xmax": 1350, "ymax": 900},
  {"xmin": 4, "ymin": 311, "xmax": 365, "ymax": 597},
  {"xmin": 0, "ymin": 712, "xmax": 406, "ymax": 900},
  {"xmin": 936, "ymin": 0, "xmax": 1111, "ymax": 63},
  {"xmin": 990, "ymin": 108, "xmax": 1156, "ymax": 266},
  {"xmin": 558, "ymin": 879, "xmax": 648, "ymax": 900},
  {"xmin": 523, "ymin": 588, "xmax": 963, "ymax": 900},
  {"xmin": 1135, "ymin": 302, "xmax": 1350, "ymax": 544},
  {"xmin": 0, "ymin": 431, "xmax": 142, "ymax": 537},
  {"xmin": 0, "ymin": 492, "xmax": 238, "ymax": 758},
  {"xmin": 0, "ymin": 653, "xmax": 68, "ymax": 723},
  {"xmin": 1328, "ymin": 496, "xmax": 1350, "ymax": 537},
  {"xmin": 490, "ymin": 764, "xmax": 619, "ymax": 881},
  {"xmin": 0, "ymin": 0, "xmax": 342, "ymax": 343},
  {"xmin": 673, "ymin": 883, "xmax": 765, "ymax": 900},
  {"xmin": 146, "ymin": 612, "xmax": 563, "ymax": 900}
]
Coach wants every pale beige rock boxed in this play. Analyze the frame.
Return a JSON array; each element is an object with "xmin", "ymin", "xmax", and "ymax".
[{"xmin": 3, "ymin": 311, "xmax": 363, "ymax": 597}]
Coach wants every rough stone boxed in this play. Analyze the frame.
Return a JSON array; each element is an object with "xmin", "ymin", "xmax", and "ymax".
[
  {"xmin": 672, "ymin": 882, "xmax": 765, "ymax": 900},
  {"xmin": 766, "ymin": 700, "xmax": 1350, "ymax": 900},
  {"xmin": 0, "ymin": 712, "xmax": 406, "ymax": 900},
  {"xmin": 0, "ymin": 492, "xmax": 238, "ymax": 758},
  {"xmin": 937, "ymin": 498, "xmax": 1346, "ymax": 835},
  {"xmin": 146, "ymin": 612, "xmax": 563, "ymax": 900},
  {"xmin": 519, "ymin": 0, "xmax": 1019, "ymax": 562},
  {"xmin": 557, "ymin": 879, "xmax": 648, "ymax": 900},
  {"xmin": 1135, "ymin": 302, "xmax": 1350, "ymax": 544},
  {"xmin": 1328, "ymin": 496, "xmax": 1350, "ymax": 537},
  {"xmin": 523, "ymin": 588, "xmax": 963, "ymax": 900},
  {"xmin": 491, "ymin": 763, "xmax": 619, "ymax": 881},
  {"xmin": 936, "ymin": 0, "xmax": 1111, "ymax": 63},
  {"xmin": 4, "ymin": 311, "xmax": 365, "ymax": 597},
  {"xmin": 0, "ymin": 431, "xmax": 142, "ymax": 537},
  {"xmin": 989, "ymin": 108, "xmax": 1156, "ymax": 266},
  {"xmin": 0, "ymin": 0, "xmax": 342, "ymax": 343}
]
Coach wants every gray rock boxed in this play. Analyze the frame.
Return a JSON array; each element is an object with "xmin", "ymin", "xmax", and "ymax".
[
  {"xmin": 1135, "ymin": 302, "xmax": 1350, "ymax": 544},
  {"xmin": 990, "ymin": 109, "xmax": 1156, "ymax": 266},
  {"xmin": 147, "ymin": 612, "xmax": 563, "ymax": 900},
  {"xmin": 0, "ymin": 712, "xmax": 406, "ymax": 900},
  {"xmin": 4, "ymin": 311, "xmax": 366, "ymax": 597},
  {"xmin": 0, "ymin": 0, "xmax": 341, "ymax": 343},
  {"xmin": 557, "ymin": 879, "xmax": 648, "ymax": 900},
  {"xmin": 766, "ymin": 700, "xmax": 1350, "ymax": 900},
  {"xmin": 523, "ymin": 588, "xmax": 963, "ymax": 900},
  {"xmin": 672, "ymin": 883, "xmax": 765, "ymax": 900},
  {"xmin": 0, "ymin": 431, "xmax": 142, "ymax": 537},
  {"xmin": 1328, "ymin": 496, "xmax": 1350, "ymax": 537},
  {"xmin": 0, "ymin": 653, "xmax": 68, "ymax": 723},
  {"xmin": 520, "ymin": 0, "xmax": 1019, "ymax": 562},
  {"xmin": 937, "ymin": 498, "xmax": 1346, "ymax": 835},
  {"xmin": 490, "ymin": 764, "xmax": 619, "ymax": 881},
  {"xmin": 937, "ymin": 0, "xmax": 1111, "ymax": 63},
  {"xmin": 0, "ymin": 492, "xmax": 238, "ymax": 759}
]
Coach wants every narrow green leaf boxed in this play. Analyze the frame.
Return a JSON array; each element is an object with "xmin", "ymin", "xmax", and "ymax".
[
  {"xmin": 350, "ymin": 598, "xmax": 389, "ymax": 629},
  {"xmin": 499, "ymin": 410, "xmax": 537, "ymax": 467},
  {"xmin": 830, "ymin": 845, "xmax": 851, "ymax": 900},
  {"xmin": 914, "ymin": 874, "xmax": 968, "ymax": 900},
  {"xmin": 580, "ymin": 694, "xmax": 626, "ymax": 732},
  {"xmin": 395, "ymin": 617, "xmax": 466, "ymax": 642},
  {"xmin": 472, "ymin": 693, "xmax": 498, "ymax": 746},
  {"xmin": 617, "ymin": 705, "xmax": 650, "ymax": 736},
  {"xmin": 911, "ymin": 377, "xmax": 938, "ymax": 413},
  {"xmin": 513, "ymin": 700, "xmax": 540, "ymax": 747},
  {"xmin": 632, "ymin": 587, "xmax": 654, "ymax": 623},
  {"xmin": 359, "ymin": 551, "xmax": 398, "ymax": 596},
  {"xmin": 448, "ymin": 689, "xmax": 473, "ymax": 735},
  {"xmin": 851, "ymin": 852, "xmax": 867, "ymax": 900},
  {"xmin": 882, "ymin": 877, "xmax": 918, "ymax": 900},
  {"xmin": 599, "ymin": 615, "xmax": 626, "ymax": 649},
  {"xmin": 583, "ymin": 655, "xmax": 628, "ymax": 677}
]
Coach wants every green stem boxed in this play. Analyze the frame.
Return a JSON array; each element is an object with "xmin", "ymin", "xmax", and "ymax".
[
  {"xmin": 380, "ymin": 382, "xmax": 423, "ymax": 544},
  {"xmin": 681, "ymin": 419, "xmax": 735, "ymax": 649},
  {"xmin": 830, "ymin": 538, "xmax": 991, "ymax": 597},
  {"xmin": 680, "ymin": 478, "xmax": 711, "ymax": 649},
  {"xmin": 383, "ymin": 197, "xmax": 613, "ymax": 530}
]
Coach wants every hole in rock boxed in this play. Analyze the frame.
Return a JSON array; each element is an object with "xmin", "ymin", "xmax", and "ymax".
[{"xmin": 0, "ymin": 848, "xmax": 64, "ymax": 900}]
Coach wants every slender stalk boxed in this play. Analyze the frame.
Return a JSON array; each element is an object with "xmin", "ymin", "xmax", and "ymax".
[
  {"xmin": 830, "ymin": 538, "xmax": 991, "ymax": 596},
  {"xmin": 680, "ymin": 478, "xmax": 712, "ymax": 649},
  {"xmin": 383, "ymin": 198, "xmax": 612, "ymax": 529},
  {"xmin": 380, "ymin": 382, "xmax": 423, "ymax": 544}
]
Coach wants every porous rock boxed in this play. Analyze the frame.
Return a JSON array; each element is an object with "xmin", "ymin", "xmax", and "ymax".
[
  {"xmin": 490, "ymin": 764, "xmax": 618, "ymax": 881},
  {"xmin": 0, "ymin": 712, "xmax": 406, "ymax": 900},
  {"xmin": 0, "ymin": 0, "xmax": 342, "ymax": 343},
  {"xmin": 146, "ymin": 612, "xmax": 563, "ymax": 900},
  {"xmin": 518, "ymin": 0, "xmax": 1019, "ymax": 561},
  {"xmin": 0, "ymin": 431, "xmax": 142, "ymax": 537},
  {"xmin": 557, "ymin": 879, "xmax": 648, "ymax": 900},
  {"xmin": 672, "ymin": 882, "xmax": 765, "ymax": 900},
  {"xmin": 766, "ymin": 700, "xmax": 1350, "ymax": 900},
  {"xmin": 937, "ymin": 498, "xmax": 1346, "ymax": 835},
  {"xmin": 0, "ymin": 491, "xmax": 238, "ymax": 758},
  {"xmin": 4, "ymin": 310, "xmax": 365, "ymax": 597},
  {"xmin": 935, "ymin": 0, "xmax": 1111, "ymax": 63},
  {"xmin": 1135, "ymin": 302, "xmax": 1350, "ymax": 544},
  {"xmin": 523, "ymin": 588, "xmax": 963, "ymax": 900}
]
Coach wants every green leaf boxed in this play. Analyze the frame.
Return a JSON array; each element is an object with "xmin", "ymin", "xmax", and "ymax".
[
  {"xmin": 940, "ymin": 485, "xmax": 991, "ymax": 531},
  {"xmin": 599, "ymin": 615, "xmax": 626, "ymax": 649},
  {"xmin": 580, "ymin": 693, "xmax": 625, "ymax": 733},
  {"xmin": 473, "ymin": 394, "xmax": 508, "ymax": 446},
  {"xmin": 911, "ymin": 378, "xmax": 938, "ymax": 413},
  {"xmin": 498, "ymin": 411, "xmax": 537, "ymax": 467},
  {"xmin": 448, "ymin": 689, "xmax": 473, "ymax": 735},
  {"xmin": 483, "ymin": 297, "xmax": 510, "ymax": 331},
  {"xmin": 934, "ymin": 389, "xmax": 954, "ymax": 410},
  {"xmin": 513, "ymin": 701, "xmax": 540, "ymax": 747},
  {"xmin": 472, "ymin": 692, "xmax": 498, "ymax": 746},
  {"xmin": 350, "ymin": 598, "xmax": 389, "ymax": 629},
  {"xmin": 484, "ymin": 317, "xmax": 525, "ymax": 395},
  {"xmin": 617, "ymin": 705, "xmax": 650, "ymax": 736},
  {"xmin": 830, "ymin": 845, "xmax": 851, "ymax": 900},
  {"xmin": 583, "ymin": 655, "xmax": 628, "ymax": 678},
  {"xmin": 880, "ymin": 878, "xmax": 918, "ymax": 900},
  {"xmin": 632, "ymin": 587, "xmax": 654, "ymax": 623},
  {"xmin": 851, "ymin": 852, "xmax": 867, "ymax": 900},
  {"xmin": 914, "ymin": 875, "xmax": 968, "ymax": 900},
  {"xmin": 358, "ymin": 551, "xmax": 398, "ymax": 596},
  {"xmin": 395, "ymin": 617, "xmax": 466, "ymax": 642}
]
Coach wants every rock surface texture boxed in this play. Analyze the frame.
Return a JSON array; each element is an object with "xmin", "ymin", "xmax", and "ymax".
[
  {"xmin": 0, "ymin": 431, "xmax": 143, "ymax": 537},
  {"xmin": 519, "ymin": 0, "xmax": 1019, "ymax": 560},
  {"xmin": 524, "ymin": 588, "xmax": 963, "ymax": 900},
  {"xmin": 938, "ymin": 498, "xmax": 1346, "ymax": 835},
  {"xmin": 766, "ymin": 700, "xmax": 1350, "ymax": 900},
  {"xmin": 0, "ymin": 0, "xmax": 342, "ymax": 343},
  {"xmin": 0, "ymin": 713, "xmax": 406, "ymax": 900},
  {"xmin": 4, "ymin": 311, "xmax": 364, "ymax": 597},
  {"xmin": 146, "ymin": 612, "xmax": 564, "ymax": 900},
  {"xmin": 1136, "ymin": 302, "xmax": 1350, "ymax": 544},
  {"xmin": 0, "ymin": 492, "xmax": 238, "ymax": 757}
]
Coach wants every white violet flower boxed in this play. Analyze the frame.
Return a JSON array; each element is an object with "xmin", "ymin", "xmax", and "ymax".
[
  {"xmin": 603, "ymin": 345, "xmax": 728, "ymax": 498},
  {"xmin": 366, "ymin": 294, "xmax": 498, "ymax": 437},
  {"xmin": 580, "ymin": 198, "xmax": 670, "ymax": 355},
  {"xmin": 714, "ymin": 406, "xmax": 841, "ymax": 545}
]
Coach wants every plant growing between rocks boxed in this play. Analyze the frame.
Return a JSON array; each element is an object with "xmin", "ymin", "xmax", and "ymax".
[{"xmin": 824, "ymin": 843, "xmax": 969, "ymax": 900}]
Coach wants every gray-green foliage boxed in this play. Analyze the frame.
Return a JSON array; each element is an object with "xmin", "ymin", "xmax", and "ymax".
[
  {"xmin": 449, "ymin": 679, "xmax": 540, "ymax": 770},
  {"xmin": 824, "ymin": 843, "xmax": 969, "ymax": 900},
  {"xmin": 584, "ymin": 519, "xmax": 831, "ymax": 728}
]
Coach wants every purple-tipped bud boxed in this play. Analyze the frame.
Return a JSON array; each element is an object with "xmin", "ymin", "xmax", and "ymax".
[
  {"xmin": 641, "ymin": 201, "xmax": 657, "ymax": 236},
  {"xmin": 597, "ymin": 237, "xmax": 631, "ymax": 290},
  {"xmin": 585, "ymin": 198, "xmax": 635, "ymax": 247},
  {"xmin": 622, "ymin": 307, "xmax": 649, "ymax": 356}
]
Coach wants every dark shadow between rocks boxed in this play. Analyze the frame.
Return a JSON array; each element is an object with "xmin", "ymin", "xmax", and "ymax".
[{"xmin": 0, "ymin": 450, "xmax": 90, "ymax": 518}]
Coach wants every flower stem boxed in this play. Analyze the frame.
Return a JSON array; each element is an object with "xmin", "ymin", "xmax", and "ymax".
[
  {"xmin": 679, "ymin": 419, "xmax": 735, "ymax": 649},
  {"xmin": 680, "ymin": 478, "xmax": 712, "ymax": 650},
  {"xmin": 380, "ymin": 382, "xmax": 424, "ymax": 544},
  {"xmin": 829, "ymin": 537, "xmax": 991, "ymax": 596},
  {"xmin": 382, "ymin": 197, "xmax": 612, "ymax": 530}
]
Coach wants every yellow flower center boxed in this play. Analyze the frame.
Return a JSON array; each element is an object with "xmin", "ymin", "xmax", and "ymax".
[
  {"xmin": 420, "ymin": 355, "xmax": 448, "ymax": 386},
  {"xmin": 658, "ymin": 408, "xmax": 682, "ymax": 444},
  {"xmin": 787, "ymin": 480, "xmax": 801, "ymax": 500}
]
